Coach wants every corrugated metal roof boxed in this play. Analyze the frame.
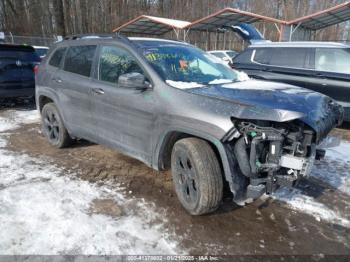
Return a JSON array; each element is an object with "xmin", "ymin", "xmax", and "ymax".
[
  {"xmin": 112, "ymin": 15, "xmax": 191, "ymax": 35},
  {"xmin": 186, "ymin": 8, "xmax": 285, "ymax": 32},
  {"xmin": 288, "ymin": 1, "xmax": 350, "ymax": 30},
  {"xmin": 112, "ymin": 2, "xmax": 350, "ymax": 36}
]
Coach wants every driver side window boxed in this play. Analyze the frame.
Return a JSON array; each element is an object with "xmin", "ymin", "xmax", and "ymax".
[{"xmin": 98, "ymin": 46, "xmax": 144, "ymax": 84}]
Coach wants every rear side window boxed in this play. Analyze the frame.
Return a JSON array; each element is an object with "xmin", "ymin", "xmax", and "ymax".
[
  {"xmin": 63, "ymin": 45, "xmax": 97, "ymax": 77},
  {"xmin": 315, "ymin": 48, "xmax": 350, "ymax": 74},
  {"xmin": 269, "ymin": 48, "xmax": 310, "ymax": 68},
  {"xmin": 49, "ymin": 47, "xmax": 66, "ymax": 68}
]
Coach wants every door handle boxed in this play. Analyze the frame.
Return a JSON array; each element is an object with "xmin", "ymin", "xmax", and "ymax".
[{"xmin": 92, "ymin": 88, "xmax": 105, "ymax": 95}]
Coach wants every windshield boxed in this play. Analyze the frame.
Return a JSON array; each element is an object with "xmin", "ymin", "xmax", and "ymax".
[
  {"xmin": 35, "ymin": 48, "xmax": 48, "ymax": 57},
  {"xmin": 210, "ymin": 52, "xmax": 226, "ymax": 59},
  {"xmin": 142, "ymin": 44, "xmax": 238, "ymax": 86},
  {"xmin": 227, "ymin": 51, "xmax": 237, "ymax": 58}
]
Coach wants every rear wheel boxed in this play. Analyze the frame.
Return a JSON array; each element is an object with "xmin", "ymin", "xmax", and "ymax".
[
  {"xmin": 171, "ymin": 138, "xmax": 223, "ymax": 215},
  {"xmin": 41, "ymin": 102, "xmax": 72, "ymax": 148}
]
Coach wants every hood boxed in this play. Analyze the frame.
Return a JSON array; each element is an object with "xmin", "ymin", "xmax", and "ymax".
[{"xmin": 187, "ymin": 80, "xmax": 342, "ymax": 134}]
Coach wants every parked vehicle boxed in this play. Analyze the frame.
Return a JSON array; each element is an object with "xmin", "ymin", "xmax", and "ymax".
[
  {"xmin": 207, "ymin": 50, "xmax": 238, "ymax": 65},
  {"xmin": 232, "ymin": 42, "xmax": 350, "ymax": 121},
  {"xmin": 36, "ymin": 36, "xmax": 343, "ymax": 215},
  {"xmin": 0, "ymin": 44, "xmax": 40, "ymax": 99},
  {"xmin": 33, "ymin": 46, "xmax": 49, "ymax": 60}
]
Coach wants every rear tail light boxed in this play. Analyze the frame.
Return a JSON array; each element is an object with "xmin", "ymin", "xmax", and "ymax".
[{"xmin": 33, "ymin": 65, "xmax": 39, "ymax": 74}]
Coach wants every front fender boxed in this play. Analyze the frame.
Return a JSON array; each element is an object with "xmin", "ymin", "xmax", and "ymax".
[
  {"xmin": 36, "ymin": 88, "xmax": 70, "ymax": 131},
  {"xmin": 153, "ymin": 125, "xmax": 235, "ymax": 195}
]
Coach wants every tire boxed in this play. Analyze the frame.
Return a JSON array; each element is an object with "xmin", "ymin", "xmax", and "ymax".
[
  {"xmin": 41, "ymin": 102, "xmax": 72, "ymax": 148},
  {"xmin": 171, "ymin": 137, "xmax": 223, "ymax": 215}
]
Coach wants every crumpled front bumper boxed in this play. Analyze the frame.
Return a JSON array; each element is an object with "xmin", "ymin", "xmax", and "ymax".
[{"xmin": 280, "ymin": 144, "xmax": 316, "ymax": 178}]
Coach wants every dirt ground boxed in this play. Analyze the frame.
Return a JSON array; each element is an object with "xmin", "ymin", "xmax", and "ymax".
[{"xmin": 1, "ymin": 102, "xmax": 350, "ymax": 255}]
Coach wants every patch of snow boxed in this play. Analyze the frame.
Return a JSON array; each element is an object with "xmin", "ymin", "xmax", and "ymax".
[
  {"xmin": 144, "ymin": 16, "xmax": 191, "ymax": 29},
  {"xmin": 222, "ymin": 80, "xmax": 310, "ymax": 94},
  {"xmin": 0, "ymin": 110, "xmax": 40, "ymax": 132},
  {"xmin": 0, "ymin": 136, "xmax": 7, "ymax": 148},
  {"xmin": 208, "ymin": 79, "xmax": 233, "ymax": 85},
  {"xmin": 274, "ymin": 188, "xmax": 350, "ymax": 228},
  {"xmin": 236, "ymin": 71, "xmax": 250, "ymax": 82},
  {"xmin": 0, "ymin": 109, "xmax": 181, "ymax": 255},
  {"xmin": 166, "ymin": 80, "xmax": 204, "ymax": 89},
  {"xmin": 324, "ymin": 141, "xmax": 350, "ymax": 162},
  {"xmin": 312, "ymin": 141, "xmax": 350, "ymax": 195}
]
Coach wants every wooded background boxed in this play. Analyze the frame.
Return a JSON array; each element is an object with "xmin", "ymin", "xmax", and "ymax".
[{"xmin": 0, "ymin": 0, "xmax": 349, "ymax": 50}]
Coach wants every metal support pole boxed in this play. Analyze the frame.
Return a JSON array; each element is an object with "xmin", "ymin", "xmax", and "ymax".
[
  {"xmin": 207, "ymin": 29, "xmax": 210, "ymax": 51},
  {"xmin": 173, "ymin": 28, "xmax": 180, "ymax": 40},
  {"xmin": 290, "ymin": 23, "xmax": 302, "ymax": 41},
  {"xmin": 9, "ymin": 32, "xmax": 14, "ymax": 43},
  {"xmin": 223, "ymin": 31, "xmax": 226, "ymax": 50},
  {"xmin": 183, "ymin": 29, "xmax": 190, "ymax": 42}
]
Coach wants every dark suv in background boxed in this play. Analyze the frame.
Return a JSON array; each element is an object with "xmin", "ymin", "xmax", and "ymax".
[
  {"xmin": 232, "ymin": 42, "xmax": 350, "ymax": 121},
  {"xmin": 0, "ymin": 44, "xmax": 40, "ymax": 99},
  {"xmin": 36, "ymin": 35, "xmax": 342, "ymax": 215}
]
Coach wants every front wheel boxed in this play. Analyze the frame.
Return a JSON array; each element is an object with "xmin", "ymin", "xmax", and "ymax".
[
  {"xmin": 41, "ymin": 102, "xmax": 72, "ymax": 148},
  {"xmin": 171, "ymin": 138, "xmax": 223, "ymax": 215}
]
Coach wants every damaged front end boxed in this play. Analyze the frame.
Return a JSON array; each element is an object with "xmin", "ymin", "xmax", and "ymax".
[{"xmin": 223, "ymin": 116, "xmax": 339, "ymax": 203}]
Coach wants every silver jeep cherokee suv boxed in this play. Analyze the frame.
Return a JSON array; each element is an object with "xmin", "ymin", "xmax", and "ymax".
[{"xmin": 36, "ymin": 35, "xmax": 343, "ymax": 215}]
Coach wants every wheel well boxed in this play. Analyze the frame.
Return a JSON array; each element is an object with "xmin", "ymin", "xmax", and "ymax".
[
  {"xmin": 158, "ymin": 131, "xmax": 224, "ymax": 173},
  {"xmin": 38, "ymin": 96, "xmax": 54, "ymax": 112}
]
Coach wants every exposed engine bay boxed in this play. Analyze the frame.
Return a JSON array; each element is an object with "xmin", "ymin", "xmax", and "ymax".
[{"xmin": 225, "ymin": 120, "xmax": 327, "ymax": 201}]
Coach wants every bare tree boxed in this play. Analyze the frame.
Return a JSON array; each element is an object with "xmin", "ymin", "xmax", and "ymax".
[{"xmin": 0, "ymin": 0, "xmax": 348, "ymax": 48}]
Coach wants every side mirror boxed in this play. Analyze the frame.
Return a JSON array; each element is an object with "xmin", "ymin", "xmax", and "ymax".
[{"xmin": 118, "ymin": 72, "xmax": 151, "ymax": 90}]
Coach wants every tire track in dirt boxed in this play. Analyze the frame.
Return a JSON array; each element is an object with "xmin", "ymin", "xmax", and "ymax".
[{"xmin": 6, "ymin": 117, "xmax": 350, "ymax": 255}]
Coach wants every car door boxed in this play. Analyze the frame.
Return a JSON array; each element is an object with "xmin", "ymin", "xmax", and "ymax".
[
  {"xmin": 251, "ymin": 47, "xmax": 317, "ymax": 88},
  {"xmin": 56, "ymin": 44, "xmax": 97, "ymax": 139},
  {"xmin": 41, "ymin": 46, "xmax": 67, "ymax": 101},
  {"xmin": 90, "ymin": 44, "xmax": 156, "ymax": 163},
  {"xmin": 307, "ymin": 47, "xmax": 350, "ymax": 105}
]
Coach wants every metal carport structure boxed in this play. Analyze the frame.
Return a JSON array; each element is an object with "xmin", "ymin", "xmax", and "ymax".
[
  {"xmin": 113, "ymin": 2, "xmax": 350, "ymax": 43},
  {"xmin": 282, "ymin": 1, "xmax": 350, "ymax": 41},
  {"xmin": 185, "ymin": 8, "xmax": 284, "ymax": 32},
  {"xmin": 112, "ymin": 15, "xmax": 191, "ymax": 39},
  {"xmin": 113, "ymin": 9, "xmax": 286, "ymax": 42}
]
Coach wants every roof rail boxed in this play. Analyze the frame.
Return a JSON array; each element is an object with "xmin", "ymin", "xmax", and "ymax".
[
  {"xmin": 113, "ymin": 33, "xmax": 133, "ymax": 44},
  {"xmin": 63, "ymin": 34, "xmax": 113, "ymax": 40}
]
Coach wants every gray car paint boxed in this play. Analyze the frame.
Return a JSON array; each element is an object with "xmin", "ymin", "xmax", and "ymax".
[{"xmin": 36, "ymin": 37, "xmax": 343, "ymax": 193}]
